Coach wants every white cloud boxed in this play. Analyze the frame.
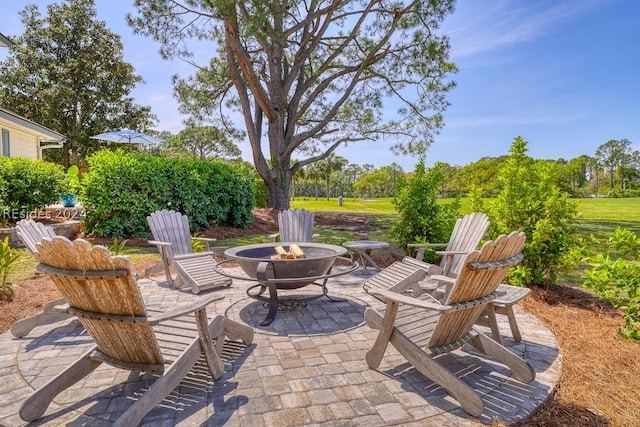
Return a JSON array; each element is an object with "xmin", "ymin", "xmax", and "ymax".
[{"xmin": 446, "ymin": 1, "xmax": 603, "ymax": 58}]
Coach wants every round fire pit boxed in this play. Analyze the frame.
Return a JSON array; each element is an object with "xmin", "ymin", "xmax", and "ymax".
[
  {"xmin": 224, "ymin": 242, "xmax": 348, "ymax": 289},
  {"xmin": 218, "ymin": 242, "xmax": 358, "ymax": 325}
]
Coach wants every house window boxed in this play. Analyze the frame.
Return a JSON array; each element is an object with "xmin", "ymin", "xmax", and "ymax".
[{"xmin": 1, "ymin": 129, "xmax": 9, "ymax": 157}]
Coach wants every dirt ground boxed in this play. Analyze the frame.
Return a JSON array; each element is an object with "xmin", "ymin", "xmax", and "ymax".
[{"xmin": 2, "ymin": 209, "xmax": 639, "ymax": 426}]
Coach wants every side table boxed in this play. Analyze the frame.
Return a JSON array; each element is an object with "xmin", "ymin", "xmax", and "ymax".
[{"xmin": 342, "ymin": 240, "xmax": 390, "ymax": 272}]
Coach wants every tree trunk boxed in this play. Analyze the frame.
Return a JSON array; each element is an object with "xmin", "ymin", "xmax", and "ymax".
[{"xmin": 264, "ymin": 168, "xmax": 291, "ymax": 210}]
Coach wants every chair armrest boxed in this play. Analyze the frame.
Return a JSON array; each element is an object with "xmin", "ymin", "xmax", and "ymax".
[
  {"xmin": 436, "ymin": 250, "xmax": 470, "ymax": 275},
  {"xmin": 192, "ymin": 237, "xmax": 217, "ymax": 242},
  {"xmin": 148, "ymin": 294, "xmax": 224, "ymax": 324},
  {"xmin": 407, "ymin": 243, "xmax": 446, "ymax": 261},
  {"xmin": 407, "ymin": 243, "xmax": 447, "ymax": 248},
  {"xmin": 429, "ymin": 274, "xmax": 456, "ymax": 285},
  {"xmin": 435, "ymin": 250, "xmax": 469, "ymax": 256},
  {"xmin": 173, "ymin": 251, "xmax": 218, "ymax": 261},
  {"xmin": 368, "ymin": 289, "xmax": 451, "ymax": 313},
  {"xmin": 148, "ymin": 240, "xmax": 171, "ymax": 247},
  {"xmin": 53, "ymin": 294, "xmax": 225, "ymax": 324},
  {"xmin": 192, "ymin": 236, "xmax": 217, "ymax": 251}
]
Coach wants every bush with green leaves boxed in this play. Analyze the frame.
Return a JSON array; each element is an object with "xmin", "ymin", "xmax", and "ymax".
[
  {"xmin": 392, "ymin": 159, "xmax": 460, "ymax": 262},
  {"xmin": 0, "ymin": 236, "xmax": 22, "ymax": 300},
  {"xmin": 0, "ymin": 157, "xmax": 67, "ymax": 220},
  {"xmin": 582, "ymin": 228, "xmax": 640, "ymax": 340},
  {"xmin": 471, "ymin": 137, "xmax": 579, "ymax": 286},
  {"xmin": 82, "ymin": 150, "xmax": 255, "ymax": 237},
  {"xmin": 233, "ymin": 161, "xmax": 268, "ymax": 208}
]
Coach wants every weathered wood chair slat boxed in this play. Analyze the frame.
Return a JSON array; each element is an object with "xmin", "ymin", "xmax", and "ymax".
[
  {"xmin": 372, "ymin": 212, "xmax": 530, "ymax": 344},
  {"xmin": 10, "ymin": 220, "xmax": 69, "ymax": 337},
  {"xmin": 406, "ymin": 212, "xmax": 490, "ymax": 277},
  {"xmin": 364, "ymin": 232, "xmax": 535, "ymax": 417},
  {"xmin": 19, "ymin": 236, "xmax": 254, "ymax": 427},
  {"xmin": 270, "ymin": 208, "xmax": 318, "ymax": 242},
  {"xmin": 147, "ymin": 210, "xmax": 231, "ymax": 293}
]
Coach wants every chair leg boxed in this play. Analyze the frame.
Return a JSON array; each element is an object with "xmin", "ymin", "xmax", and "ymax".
[
  {"xmin": 483, "ymin": 304, "xmax": 503, "ymax": 344},
  {"xmin": 196, "ymin": 311, "xmax": 225, "ymax": 380},
  {"xmin": 469, "ymin": 332, "xmax": 536, "ymax": 383},
  {"xmin": 401, "ymin": 339, "xmax": 484, "ymax": 417},
  {"xmin": 10, "ymin": 311, "xmax": 72, "ymax": 338},
  {"xmin": 113, "ymin": 338, "xmax": 204, "ymax": 427},
  {"xmin": 222, "ymin": 317, "xmax": 255, "ymax": 346},
  {"xmin": 366, "ymin": 307, "xmax": 484, "ymax": 416},
  {"xmin": 20, "ymin": 346, "xmax": 102, "ymax": 422},
  {"xmin": 144, "ymin": 261, "xmax": 165, "ymax": 278},
  {"xmin": 364, "ymin": 306, "xmax": 398, "ymax": 369},
  {"xmin": 503, "ymin": 305, "xmax": 523, "ymax": 342}
]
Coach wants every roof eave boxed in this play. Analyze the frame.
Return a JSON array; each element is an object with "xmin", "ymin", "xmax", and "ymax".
[
  {"xmin": 0, "ymin": 32, "xmax": 14, "ymax": 48},
  {"xmin": 0, "ymin": 107, "xmax": 66, "ymax": 141}
]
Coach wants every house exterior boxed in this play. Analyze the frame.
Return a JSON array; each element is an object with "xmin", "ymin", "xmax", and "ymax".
[
  {"xmin": 1, "ymin": 31, "xmax": 66, "ymax": 159},
  {"xmin": 0, "ymin": 108, "xmax": 66, "ymax": 159},
  {"xmin": 0, "ymin": 32, "xmax": 12, "ymax": 48}
]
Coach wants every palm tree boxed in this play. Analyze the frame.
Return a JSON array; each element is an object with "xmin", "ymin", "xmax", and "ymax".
[{"xmin": 318, "ymin": 154, "xmax": 348, "ymax": 199}]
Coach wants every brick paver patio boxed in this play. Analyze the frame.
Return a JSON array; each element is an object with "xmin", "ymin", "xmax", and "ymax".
[{"xmin": 0, "ymin": 268, "xmax": 561, "ymax": 426}]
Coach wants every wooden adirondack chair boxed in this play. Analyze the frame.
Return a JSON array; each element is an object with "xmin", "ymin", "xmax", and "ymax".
[
  {"xmin": 19, "ymin": 236, "xmax": 254, "ymax": 427},
  {"xmin": 407, "ymin": 212, "xmax": 490, "ymax": 277},
  {"xmin": 10, "ymin": 220, "xmax": 69, "ymax": 337},
  {"xmin": 147, "ymin": 210, "xmax": 231, "ymax": 293},
  {"xmin": 364, "ymin": 232, "xmax": 535, "ymax": 416},
  {"xmin": 15, "ymin": 219, "xmax": 57, "ymax": 253},
  {"xmin": 404, "ymin": 212, "xmax": 531, "ymax": 343},
  {"xmin": 269, "ymin": 208, "xmax": 318, "ymax": 242}
]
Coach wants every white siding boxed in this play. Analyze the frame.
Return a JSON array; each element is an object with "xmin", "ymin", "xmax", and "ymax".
[{"xmin": 0, "ymin": 118, "xmax": 42, "ymax": 159}]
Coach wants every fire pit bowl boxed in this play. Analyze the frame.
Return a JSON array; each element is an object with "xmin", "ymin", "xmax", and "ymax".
[{"xmin": 224, "ymin": 242, "xmax": 348, "ymax": 289}]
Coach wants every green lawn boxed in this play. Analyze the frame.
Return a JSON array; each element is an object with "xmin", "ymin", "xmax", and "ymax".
[
  {"xmin": 291, "ymin": 197, "xmax": 397, "ymax": 214},
  {"xmin": 293, "ymin": 197, "xmax": 640, "ymax": 286},
  {"xmin": 10, "ymin": 197, "xmax": 640, "ymax": 286}
]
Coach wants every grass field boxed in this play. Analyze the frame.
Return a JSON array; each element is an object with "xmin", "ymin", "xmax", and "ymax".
[
  {"xmin": 9, "ymin": 198, "xmax": 639, "ymax": 286},
  {"xmin": 292, "ymin": 197, "xmax": 640, "ymax": 286},
  {"xmin": 293, "ymin": 196, "xmax": 640, "ymax": 226}
]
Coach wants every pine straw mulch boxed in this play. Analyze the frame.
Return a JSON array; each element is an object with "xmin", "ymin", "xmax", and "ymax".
[
  {"xmin": 512, "ymin": 285, "xmax": 640, "ymax": 427},
  {"xmin": 2, "ymin": 210, "xmax": 639, "ymax": 426}
]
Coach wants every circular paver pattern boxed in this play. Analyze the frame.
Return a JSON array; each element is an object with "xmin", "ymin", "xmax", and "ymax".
[{"xmin": 0, "ymin": 269, "xmax": 561, "ymax": 426}]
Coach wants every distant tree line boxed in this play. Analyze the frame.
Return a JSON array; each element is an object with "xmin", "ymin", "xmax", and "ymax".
[{"xmin": 290, "ymin": 138, "xmax": 640, "ymax": 199}]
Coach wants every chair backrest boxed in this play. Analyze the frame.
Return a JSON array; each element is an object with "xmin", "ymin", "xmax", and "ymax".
[
  {"xmin": 147, "ymin": 210, "xmax": 194, "ymax": 261},
  {"xmin": 16, "ymin": 219, "xmax": 57, "ymax": 254},
  {"xmin": 441, "ymin": 212, "xmax": 490, "ymax": 275},
  {"xmin": 34, "ymin": 236, "xmax": 164, "ymax": 367},
  {"xmin": 278, "ymin": 208, "xmax": 315, "ymax": 242},
  {"xmin": 428, "ymin": 231, "xmax": 525, "ymax": 348}
]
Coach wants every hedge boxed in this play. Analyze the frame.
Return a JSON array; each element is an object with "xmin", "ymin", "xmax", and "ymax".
[
  {"xmin": 82, "ymin": 150, "xmax": 255, "ymax": 237},
  {"xmin": 0, "ymin": 157, "xmax": 67, "ymax": 222}
]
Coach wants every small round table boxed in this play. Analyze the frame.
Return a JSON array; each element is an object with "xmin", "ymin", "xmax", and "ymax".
[{"xmin": 342, "ymin": 240, "xmax": 389, "ymax": 272}]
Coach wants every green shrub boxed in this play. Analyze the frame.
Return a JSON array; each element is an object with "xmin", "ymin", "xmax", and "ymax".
[
  {"xmin": 392, "ymin": 159, "xmax": 460, "ymax": 261},
  {"xmin": 471, "ymin": 137, "xmax": 579, "ymax": 286},
  {"xmin": 608, "ymin": 189, "xmax": 640, "ymax": 198},
  {"xmin": 108, "ymin": 239, "xmax": 132, "ymax": 256},
  {"xmin": 228, "ymin": 161, "xmax": 268, "ymax": 208},
  {"xmin": 583, "ymin": 228, "xmax": 640, "ymax": 340},
  {"xmin": 0, "ymin": 236, "xmax": 22, "ymax": 300},
  {"xmin": 82, "ymin": 150, "xmax": 254, "ymax": 237},
  {"xmin": 0, "ymin": 157, "xmax": 67, "ymax": 221}
]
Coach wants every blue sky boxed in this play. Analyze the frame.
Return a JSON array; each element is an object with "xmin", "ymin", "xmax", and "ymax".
[{"xmin": 2, "ymin": 0, "xmax": 640, "ymax": 171}]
